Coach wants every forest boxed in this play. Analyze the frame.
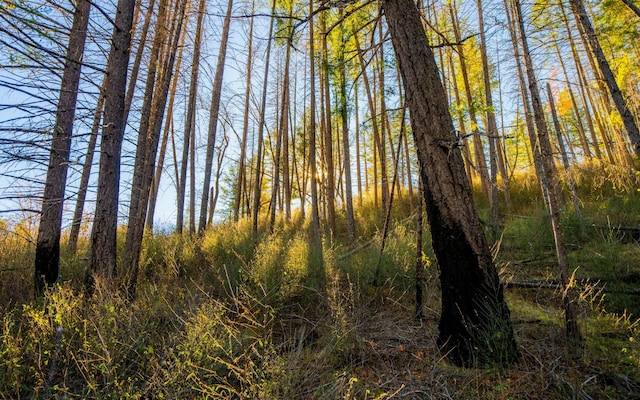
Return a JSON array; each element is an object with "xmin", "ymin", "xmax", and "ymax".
[{"xmin": 1, "ymin": 0, "xmax": 640, "ymax": 397}]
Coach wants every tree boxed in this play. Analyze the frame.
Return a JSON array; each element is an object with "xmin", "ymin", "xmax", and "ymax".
[
  {"xmin": 513, "ymin": 0, "xmax": 582, "ymax": 356},
  {"xmin": 308, "ymin": 0, "xmax": 321, "ymax": 247},
  {"xmin": 86, "ymin": 0, "xmax": 137, "ymax": 289},
  {"xmin": 34, "ymin": 0, "xmax": 91, "ymax": 296},
  {"xmin": 382, "ymin": 0, "xmax": 518, "ymax": 367},
  {"xmin": 252, "ymin": 0, "xmax": 277, "ymax": 238},
  {"xmin": 123, "ymin": 0, "xmax": 187, "ymax": 298},
  {"xmin": 199, "ymin": 0, "xmax": 234, "ymax": 233},
  {"xmin": 177, "ymin": 0, "xmax": 207, "ymax": 235},
  {"xmin": 621, "ymin": 0, "xmax": 640, "ymax": 19},
  {"xmin": 569, "ymin": 0, "xmax": 640, "ymax": 159},
  {"xmin": 233, "ymin": 0, "xmax": 255, "ymax": 223}
]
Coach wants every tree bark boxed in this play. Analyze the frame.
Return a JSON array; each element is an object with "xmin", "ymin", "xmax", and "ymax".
[
  {"xmin": 87, "ymin": 0, "xmax": 137, "ymax": 290},
  {"xmin": 321, "ymin": 13, "xmax": 336, "ymax": 237},
  {"xmin": 177, "ymin": 0, "xmax": 206, "ymax": 234},
  {"xmin": 199, "ymin": 0, "xmax": 234, "ymax": 233},
  {"xmin": 382, "ymin": 0, "xmax": 518, "ymax": 367},
  {"xmin": 124, "ymin": 0, "xmax": 186, "ymax": 298},
  {"xmin": 35, "ymin": 0, "xmax": 91, "ymax": 296}
]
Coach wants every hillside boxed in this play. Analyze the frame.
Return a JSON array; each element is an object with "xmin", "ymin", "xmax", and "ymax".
[{"xmin": 1, "ymin": 164, "xmax": 640, "ymax": 399}]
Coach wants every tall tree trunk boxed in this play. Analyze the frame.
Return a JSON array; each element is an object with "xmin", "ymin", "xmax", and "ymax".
[
  {"xmin": 504, "ymin": 0, "xmax": 546, "ymax": 205},
  {"xmin": 354, "ymin": 81, "xmax": 363, "ymax": 206},
  {"xmin": 177, "ymin": 0, "xmax": 206, "ymax": 234},
  {"xmin": 476, "ymin": 0, "xmax": 500, "ymax": 231},
  {"xmin": 234, "ymin": 0, "xmax": 255, "ymax": 223},
  {"xmin": 199, "ymin": 0, "xmax": 234, "ymax": 233},
  {"xmin": 569, "ymin": 0, "xmax": 640, "ymax": 159},
  {"xmin": 338, "ymin": 12, "xmax": 355, "ymax": 244},
  {"xmin": 124, "ymin": 0, "xmax": 186, "ymax": 298},
  {"xmin": 87, "ymin": 0, "xmax": 137, "ymax": 290},
  {"xmin": 383, "ymin": 0, "xmax": 518, "ymax": 367},
  {"xmin": 123, "ymin": 0, "xmax": 157, "ymax": 124},
  {"xmin": 147, "ymin": 15, "xmax": 188, "ymax": 233},
  {"xmin": 35, "ymin": 0, "xmax": 91, "ymax": 296},
  {"xmin": 514, "ymin": 0, "xmax": 582, "ymax": 357},
  {"xmin": 308, "ymin": 0, "xmax": 321, "ymax": 245},
  {"xmin": 321, "ymin": 13, "xmax": 336, "ymax": 236},
  {"xmin": 251, "ymin": 0, "xmax": 276, "ymax": 238}
]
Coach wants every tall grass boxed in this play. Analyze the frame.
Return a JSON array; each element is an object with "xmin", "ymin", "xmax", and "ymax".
[{"xmin": 1, "ymin": 161, "xmax": 639, "ymax": 398}]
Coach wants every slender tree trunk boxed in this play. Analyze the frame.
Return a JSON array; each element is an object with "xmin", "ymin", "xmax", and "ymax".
[
  {"xmin": 355, "ymin": 81, "xmax": 363, "ymax": 206},
  {"xmin": 234, "ymin": 0, "xmax": 255, "ymax": 223},
  {"xmin": 321, "ymin": 13, "xmax": 336, "ymax": 236},
  {"xmin": 569, "ymin": 0, "xmax": 640, "ymax": 159},
  {"xmin": 514, "ymin": 0, "xmax": 582, "ymax": 357},
  {"xmin": 505, "ymin": 0, "xmax": 547, "ymax": 206},
  {"xmin": 415, "ymin": 176, "xmax": 424, "ymax": 321},
  {"xmin": 177, "ymin": 0, "xmax": 206, "ymax": 234},
  {"xmin": 338, "ymin": 13, "xmax": 355, "ymax": 244},
  {"xmin": 547, "ymin": 82, "xmax": 582, "ymax": 219},
  {"xmin": 199, "ymin": 0, "xmax": 234, "ymax": 233},
  {"xmin": 252, "ymin": 0, "xmax": 276, "ymax": 238},
  {"xmin": 476, "ymin": 0, "xmax": 500, "ymax": 231},
  {"xmin": 622, "ymin": 0, "xmax": 640, "ymax": 19},
  {"xmin": 147, "ymin": 16, "xmax": 188, "ymax": 233},
  {"xmin": 123, "ymin": 0, "xmax": 157, "ymax": 124},
  {"xmin": 383, "ymin": 0, "xmax": 518, "ymax": 367},
  {"xmin": 35, "ymin": 0, "xmax": 91, "ymax": 296},
  {"xmin": 308, "ymin": 0, "xmax": 321, "ymax": 243},
  {"xmin": 68, "ymin": 79, "xmax": 105, "ymax": 254},
  {"xmin": 87, "ymin": 0, "xmax": 137, "ymax": 290}
]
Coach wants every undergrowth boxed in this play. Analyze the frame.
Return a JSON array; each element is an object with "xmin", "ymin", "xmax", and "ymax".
[{"xmin": 1, "ymin": 162, "xmax": 639, "ymax": 398}]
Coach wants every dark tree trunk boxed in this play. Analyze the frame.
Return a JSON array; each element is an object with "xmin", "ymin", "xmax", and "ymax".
[
  {"xmin": 35, "ymin": 0, "xmax": 91, "ymax": 296},
  {"xmin": 382, "ymin": 0, "xmax": 518, "ymax": 367}
]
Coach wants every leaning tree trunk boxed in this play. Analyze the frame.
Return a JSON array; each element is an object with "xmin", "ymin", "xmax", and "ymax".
[
  {"xmin": 622, "ymin": 0, "xmax": 640, "ymax": 21},
  {"xmin": 514, "ymin": 0, "xmax": 583, "ymax": 357},
  {"xmin": 34, "ymin": 0, "xmax": 91, "ymax": 296},
  {"xmin": 382, "ymin": 0, "xmax": 518, "ymax": 367},
  {"xmin": 569, "ymin": 0, "xmax": 640, "ymax": 159}
]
